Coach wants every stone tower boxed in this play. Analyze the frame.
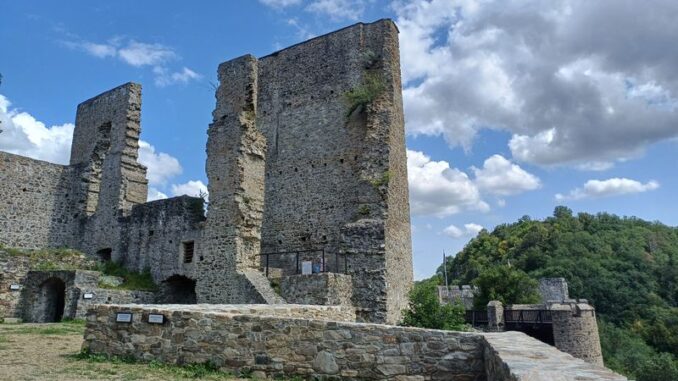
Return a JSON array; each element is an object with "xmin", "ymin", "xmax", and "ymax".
[
  {"xmin": 551, "ymin": 303, "xmax": 604, "ymax": 366},
  {"xmin": 196, "ymin": 19, "xmax": 412, "ymax": 323}
]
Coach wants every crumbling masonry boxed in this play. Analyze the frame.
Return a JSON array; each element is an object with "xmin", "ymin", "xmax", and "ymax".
[{"xmin": 0, "ymin": 19, "xmax": 412, "ymax": 324}]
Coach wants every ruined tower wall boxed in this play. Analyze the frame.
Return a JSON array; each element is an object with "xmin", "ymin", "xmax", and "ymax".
[
  {"xmin": 197, "ymin": 55, "xmax": 273, "ymax": 303},
  {"xmin": 0, "ymin": 152, "xmax": 81, "ymax": 248},
  {"xmin": 72, "ymin": 83, "xmax": 149, "ymax": 259},
  {"xmin": 255, "ymin": 19, "xmax": 412, "ymax": 323},
  {"xmin": 120, "ymin": 196, "xmax": 205, "ymax": 282}
]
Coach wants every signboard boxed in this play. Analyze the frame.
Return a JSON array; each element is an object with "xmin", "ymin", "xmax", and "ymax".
[
  {"xmin": 83, "ymin": 293, "xmax": 94, "ymax": 299},
  {"xmin": 148, "ymin": 314, "xmax": 165, "ymax": 324},
  {"xmin": 301, "ymin": 261, "xmax": 312, "ymax": 275},
  {"xmin": 115, "ymin": 312, "xmax": 133, "ymax": 323},
  {"xmin": 9, "ymin": 284, "xmax": 21, "ymax": 291}
]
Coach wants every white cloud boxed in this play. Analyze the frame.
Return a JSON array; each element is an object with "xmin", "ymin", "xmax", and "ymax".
[
  {"xmin": 442, "ymin": 223, "xmax": 484, "ymax": 238},
  {"xmin": 306, "ymin": 0, "xmax": 366, "ymax": 21},
  {"xmin": 394, "ymin": 0, "xmax": 678, "ymax": 168},
  {"xmin": 137, "ymin": 140, "xmax": 183, "ymax": 186},
  {"xmin": 171, "ymin": 180, "xmax": 208, "ymax": 200},
  {"xmin": 153, "ymin": 67, "xmax": 202, "ymax": 87},
  {"xmin": 117, "ymin": 41, "xmax": 176, "ymax": 67},
  {"xmin": 473, "ymin": 154, "xmax": 541, "ymax": 196},
  {"xmin": 556, "ymin": 178, "xmax": 660, "ymax": 200},
  {"xmin": 407, "ymin": 149, "xmax": 489, "ymax": 217},
  {"xmin": 259, "ymin": 0, "xmax": 302, "ymax": 7},
  {"xmin": 0, "ymin": 94, "xmax": 73, "ymax": 164},
  {"xmin": 63, "ymin": 37, "xmax": 199, "ymax": 87},
  {"xmin": 147, "ymin": 187, "xmax": 168, "ymax": 202}
]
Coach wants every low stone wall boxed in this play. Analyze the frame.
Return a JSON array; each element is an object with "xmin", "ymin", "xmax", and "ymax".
[
  {"xmin": 82, "ymin": 304, "xmax": 627, "ymax": 380},
  {"xmin": 483, "ymin": 332, "xmax": 625, "ymax": 380},
  {"xmin": 281, "ymin": 273, "xmax": 353, "ymax": 306}
]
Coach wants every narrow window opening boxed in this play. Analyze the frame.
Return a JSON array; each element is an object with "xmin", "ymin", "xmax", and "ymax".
[
  {"xmin": 182, "ymin": 241, "xmax": 195, "ymax": 263},
  {"xmin": 149, "ymin": 230, "xmax": 154, "ymax": 236}
]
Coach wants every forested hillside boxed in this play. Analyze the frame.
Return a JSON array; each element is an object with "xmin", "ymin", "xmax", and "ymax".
[{"xmin": 441, "ymin": 207, "xmax": 678, "ymax": 380}]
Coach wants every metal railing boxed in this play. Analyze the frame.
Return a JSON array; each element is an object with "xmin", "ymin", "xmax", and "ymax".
[
  {"xmin": 259, "ymin": 248, "xmax": 348, "ymax": 277},
  {"xmin": 465, "ymin": 310, "xmax": 488, "ymax": 325},
  {"xmin": 504, "ymin": 309, "xmax": 552, "ymax": 324}
]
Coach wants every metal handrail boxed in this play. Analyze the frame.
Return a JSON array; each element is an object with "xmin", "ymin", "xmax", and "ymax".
[{"xmin": 259, "ymin": 247, "xmax": 348, "ymax": 277}]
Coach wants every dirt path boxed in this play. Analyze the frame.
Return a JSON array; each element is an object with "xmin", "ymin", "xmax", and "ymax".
[{"xmin": 0, "ymin": 322, "xmax": 240, "ymax": 380}]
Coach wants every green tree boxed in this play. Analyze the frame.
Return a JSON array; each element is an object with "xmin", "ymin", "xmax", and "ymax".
[
  {"xmin": 472, "ymin": 265, "xmax": 540, "ymax": 308},
  {"xmin": 401, "ymin": 278, "xmax": 466, "ymax": 331}
]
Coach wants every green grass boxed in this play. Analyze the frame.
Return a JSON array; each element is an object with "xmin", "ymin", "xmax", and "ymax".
[
  {"xmin": 71, "ymin": 349, "xmax": 234, "ymax": 379},
  {"xmin": 344, "ymin": 72, "xmax": 385, "ymax": 117},
  {"xmin": 6, "ymin": 322, "xmax": 85, "ymax": 336},
  {"xmin": 369, "ymin": 171, "xmax": 391, "ymax": 188},
  {"xmin": 96, "ymin": 261, "xmax": 158, "ymax": 291}
]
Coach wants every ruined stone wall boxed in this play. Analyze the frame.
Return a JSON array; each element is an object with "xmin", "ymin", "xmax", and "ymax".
[
  {"xmin": 0, "ymin": 152, "xmax": 81, "ymax": 249},
  {"xmin": 120, "ymin": 196, "xmax": 205, "ymax": 282},
  {"xmin": 198, "ymin": 55, "xmax": 271, "ymax": 304},
  {"xmin": 280, "ymin": 273, "xmax": 353, "ymax": 306},
  {"xmin": 255, "ymin": 19, "xmax": 412, "ymax": 324},
  {"xmin": 538, "ymin": 277, "xmax": 569, "ymax": 302},
  {"xmin": 73, "ymin": 83, "xmax": 148, "ymax": 259},
  {"xmin": 0, "ymin": 252, "xmax": 30, "ymax": 319}
]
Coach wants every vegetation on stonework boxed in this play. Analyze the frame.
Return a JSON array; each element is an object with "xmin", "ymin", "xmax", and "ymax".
[
  {"xmin": 0, "ymin": 245, "xmax": 97, "ymax": 271},
  {"xmin": 369, "ymin": 170, "xmax": 391, "ymax": 188},
  {"xmin": 433, "ymin": 206, "xmax": 678, "ymax": 380},
  {"xmin": 400, "ymin": 278, "xmax": 467, "ymax": 331},
  {"xmin": 344, "ymin": 71, "xmax": 386, "ymax": 117},
  {"xmin": 96, "ymin": 260, "xmax": 158, "ymax": 291}
]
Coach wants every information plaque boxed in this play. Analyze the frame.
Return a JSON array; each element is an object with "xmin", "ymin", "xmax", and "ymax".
[
  {"xmin": 83, "ymin": 293, "xmax": 94, "ymax": 299},
  {"xmin": 115, "ymin": 312, "xmax": 133, "ymax": 323},
  {"xmin": 9, "ymin": 284, "xmax": 21, "ymax": 291},
  {"xmin": 148, "ymin": 314, "xmax": 165, "ymax": 324}
]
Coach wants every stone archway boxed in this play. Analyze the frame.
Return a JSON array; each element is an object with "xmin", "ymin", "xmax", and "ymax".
[
  {"xmin": 158, "ymin": 275, "xmax": 197, "ymax": 304},
  {"xmin": 37, "ymin": 278, "xmax": 66, "ymax": 322}
]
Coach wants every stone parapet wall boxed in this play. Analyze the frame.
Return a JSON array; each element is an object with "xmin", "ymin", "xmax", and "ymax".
[
  {"xmin": 281, "ymin": 273, "xmax": 353, "ymax": 306},
  {"xmin": 483, "ymin": 332, "xmax": 625, "ymax": 380},
  {"xmin": 82, "ymin": 304, "xmax": 626, "ymax": 380}
]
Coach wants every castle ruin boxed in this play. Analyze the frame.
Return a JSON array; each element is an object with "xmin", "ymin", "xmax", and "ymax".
[{"xmin": 0, "ymin": 19, "xmax": 411, "ymax": 325}]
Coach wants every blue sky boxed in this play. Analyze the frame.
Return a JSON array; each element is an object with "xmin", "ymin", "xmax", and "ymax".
[{"xmin": 1, "ymin": 0, "xmax": 677, "ymax": 279}]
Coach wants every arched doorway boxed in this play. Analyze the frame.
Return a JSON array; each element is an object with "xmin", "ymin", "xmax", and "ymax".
[
  {"xmin": 159, "ymin": 275, "xmax": 197, "ymax": 304},
  {"xmin": 38, "ymin": 278, "xmax": 66, "ymax": 322}
]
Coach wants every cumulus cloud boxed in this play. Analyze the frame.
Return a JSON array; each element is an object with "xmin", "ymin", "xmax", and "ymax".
[
  {"xmin": 394, "ymin": 0, "xmax": 678, "ymax": 168},
  {"xmin": 473, "ymin": 155, "xmax": 541, "ymax": 196},
  {"xmin": 0, "ymin": 94, "xmax": 73, "ymax": 164},
  {"xmin": 63, "ymin": 37, "xmax": 199, "ymax": 87},
  {"xmin": 172, "ymin": 180, "xmax": 208, "ymax": 201},
  {"xmin": 137, "ymin": 140, "xmax": 183, "ymax": 186},
  {"xmin": 442, "ymin": 223, "xmax": 484, "ymax": 238},
  {"xmin": 556, "ymin": 178, "xmax": 660, "ymax": 200},
  {"xmin": 147, "ymin": 187, "xmax": 168, "ymax": 202},
  {"xmin": 407, "ymin": 149, "xmax": 488, "ymax": 217},
  {"xmin": 153, "ymin": 67, "xmax": 202, "ymax": 87}
]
